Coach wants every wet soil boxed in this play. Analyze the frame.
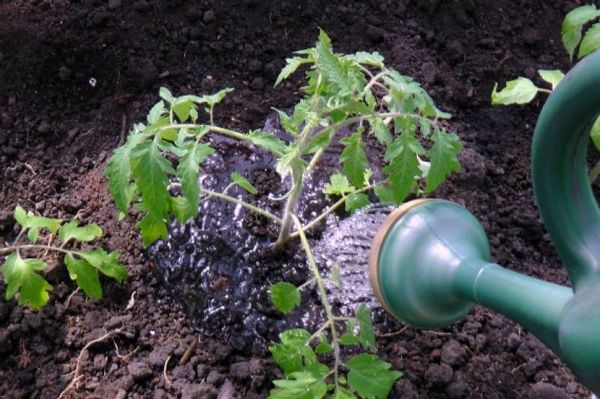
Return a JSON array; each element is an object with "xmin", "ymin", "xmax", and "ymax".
[{"xmin": 0, "ymin": 0, "xmax": 594, "ymax": 398}]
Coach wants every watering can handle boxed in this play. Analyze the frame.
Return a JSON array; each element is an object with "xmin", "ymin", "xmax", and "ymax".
[{"xmin": 532, "ymin": 50, "xmax": 600, "ymax": 292}]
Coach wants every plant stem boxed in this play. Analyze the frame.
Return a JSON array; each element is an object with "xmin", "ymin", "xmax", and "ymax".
[
  {"xmin": 291, "ymin": 215, "xmax": 341, "ymax": 391},
  {"xmin": 590, "ymin": 159, "xmax": 600, "ymax": 183},
  {"xmin": 0, "ymin": 244, "xmax": 73, "ymax": 255},
  {"xmin": 200, "ymin": 188, "xmax": 283, "ymax": 223}
]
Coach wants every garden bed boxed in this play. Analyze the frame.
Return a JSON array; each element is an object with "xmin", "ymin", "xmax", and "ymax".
[{"xmin": 0, "ymin": 0, "xmax": 592, "ymax": 397}]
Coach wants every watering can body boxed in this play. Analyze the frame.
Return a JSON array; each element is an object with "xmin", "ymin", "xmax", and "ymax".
[{"xmin": 369, "ymin": 50, "xmax": 600, "ymax": 393}]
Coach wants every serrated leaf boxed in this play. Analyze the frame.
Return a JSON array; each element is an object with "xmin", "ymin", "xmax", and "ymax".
[
  {"xmin": 345, "ymin": 192, "xmax": 370, "ymax": 212},
  {"xmin": 59, "ymin": 221, "xmax": 103, "ymax": 244},
  {"xmin": 426, "ymin": 130, "xmax": 462, "ymax": 192},
  {"xmin": 579, "ymin": 22, "xmax": 600, "ymax": 58},
  {"xmin": 562, "ymin": 5, "xmax": 600, "ymax": 59},
  {"xmin": 316, "ymin": 29, "xmax": 362, "ymax": 97},
  {"xmin": 323, "ymin": 173, "xmax": 354, "ymax": 196},
  {"xmin": 381, "ymin": 135, "xmax": 421, "ymax": 204},
  {"xmin": 147, "ymin": 100, "xmax": 166, "ymax": 124},
  {"xmin": 491, "ymin": 78, "xmax": 538, "ymax": 105},
  {"xmin": 340, "ymin": 131, "xmax": 368, "ymax": 188},
  {"xmin": 346, "ymin": 51, "xmax": 385, "ymax": 68},
  {"xmin": 590, "ymin": 116, "xmax": 600, "ymax": 151},
  {"xmin": 276, "ymin": 144, "xmax": 305, "ymax": 178},
  {"xmin": 79, "ymin": 249, "xmax": 127, "ymax": 283},
  {"xmin": 270, "ymin": 329, "xmax": 312, "ymax": 376},
  {"xmin": 538, "ymin": 70, "xmax": 565, "ymax": 90},
  {"xmin": 105, "ymin": 133, "xmax": 145, "ymax": 214},
  {"xmin": 170, "ymin": 196, "xmax": 196, "ymax": 224},
  {"xmin": 136, "ymin": 213, "xmax": 168, "ymax": 246},
  {"xmin": 64, "ymin": 254, "xmax": 102, "ymax": 299},
  {"xmin": 1, "ymin": 253, "xmax": 51, "ymax": 309},
  {"xmin": 356, "ymin": 304, "xmax": 375, "ymax": 348},
  {"xmin": 346, "ymin": 354, "xmax": 403, "ymax": 399},
  {"xmin": 270, "ymin": 282, "xmax": 301, "ymax": 313},
  {"xmin": 370, "ymin": 119, "xmax": 392, "ymax": 146},
  {"xmin": 231, "ymin": 172, "xmax": 258, "ymax": 194},
  {"xmin": 276, "ymin": 57, "xmax": 312, "ymax": 86},
  {"xmin": 13, "ymin": 206, "xmax": 62, "ymax": 243},
  {"xmin": 203, "ymin": 88, "xmax": 234, "ymax": 106},
  {"xmin": 248, "ymin": 129, "xmax": 288, "ymax": 156},
  {"xmin": 130, "ymin": 140, "xmax": 174, "ymax": 220},
  {"xmin": 269, "ymin": 371, "xmax": 328, "ymax": 399},
  {"xmin": 177, "ymin": 142, "xmax": 214, "ymax": 219},
  {"xmin": 304, "ymin": 129, "xmax": 333, "ymax": 154},
  {"xmin": 339, "ymin": 320, "xmax": 361, "ymax": 346}
]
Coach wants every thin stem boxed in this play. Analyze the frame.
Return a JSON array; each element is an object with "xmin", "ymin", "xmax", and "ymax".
[
  {"xmin": 200, "ymin": 188, "xmax": 283, "ymax": 223},
  {"xmin": 0, "ymin": 244, "xmax": 73, "ymax": 255},
  {"xmin": 590, "ymin": 159, "xmax": 600, "ymax": 183},
  {"xmin": 309, "ymin": 320, "xmax": 331, "ymax": 343},
  {"xmin": 291, "ymin": 215, "xmax": 341, "ymax": 391},
  {"xmin": 363, "ymin": 70, "xmax": 390, "ymax": 96},
  {"xmin": 538, "ymin": 88, "xmax": 552, "ymax": 94},
  {"xmin": 297, "ymin": 278, "xmax": 315, "ymax": 291}
]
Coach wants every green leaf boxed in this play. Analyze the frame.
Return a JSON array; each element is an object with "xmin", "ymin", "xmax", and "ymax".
[
  {"xmin": 136, "ymin": 213, "xmax": 168, "ymax": 247},
  {"xmin": 1, "ymin": 253, "xmax": 52, "ymax": 309},
  {"xmin": 64, "ymin": 254, "xmax": 102, "ymax": 299},
  {"xmin": 315, "ymin": 29, "xmax": 362, "ymax": 97},
  {"xmin": 590, "ymin": 116, "xmax": 600, "ymax": 151},
  {"xmin": 345, "ymin": 192, "xmax": 370, "ymax": 212},
  {"xmin": 79, "ymin": 249, "xmax": 127, "ymax": 283},
  {"xmin": 269, "ymin": 371, "xmax": 328, "ymax": 399},
  {"xmin": 380, "ymin": 134, "xmax": 421, "ymax": 204},
  {"xmin": 203, "ymin": 88, "xmax": 234, "ymax": 106},
  {"xmin": 333, "ymin": 386, "xmax": 357, "ymax": 399},
  {"xmin": 130, "ymin": 140, "xmax": 174, "ymax": 220},
  {"xmin": 538, "ymin": 69, "xmax": 565, "ymax": 90},
  {"xmin": 426, "ymin": 130, "xmax": 462, "ymax": 193},
  {"xmin": 172, "ymin": 98, "xmax": 193, "ymax": 121},
  {"xmin": 340, "ymin": 131, "xmax": 368, "ymax": 188},
  {"xmin": 159, "ymin": 87, "xmax": 174, "ymax": 103},
  {"xmin": 339, "ymin": 320, "xmax": 362, "ymax": 346},
  {"xmin": 370, "ymin": 119, "xmax": 392, "ymax": 146},
  {"xmin": 170, "ymin": 196, "xmax": 196, "ymax": 224},
  {"xmin": 579, "ymin": 22, "xmax": 600, "ymax": 58},
  {"xmin": 270, "ymin": 329, "xmax": 312, "ymax": 375},
  {"xmin": 270, "ymin": 282, "xmax": 301, "ymax": 313},
  {"xmin": 356, "ymin": 304, "xmax": 375, "ymax": 348},
  {"xmin": 147, "ymin": 100, "xmax": 166, "ymax": 124},
  {"xmin": 314, "ymin": 335, "xmax": 333, "ymax": 354},
  {"xmin": 276, "ymin": 57, "xmax": 312, "ymax": 86},
  {"xmin": 105, "ymin": 133, "xmax": 145, "ymax": 214},
  {"xmin": 562, "ymin": 5, "xmax": 600, "ymax": 59},
  {"xmin": 59, "ymin": 221, "xmax": 102, "ymax": 244},
  {"xmin": 231, "ymin": 172, "xmax": 258, "ymax": 194},
  {"xmin": 346, "ymin": 354, "xmax": 403, "ymax": 399},
  {"xmin": 323, "ymin": 173, "xmax": 354, "ymax": 196},
  {"xmin": 13, "ymin": 206, "xmax": 62, "ymax": 243},
  {"xmin": 346, "ymin": 51, "xmax": 385, "ymax": 68},
  {"xmin": 248, "ymin": 129, "xmax": 288, "ymax": 156},
  {"xmin": 491, "ymin": 78, "xmax": 538, "ymax": 105},
  {"xmin": 177, "ymin": 142, "xmax": 214, "ymax": 219}
]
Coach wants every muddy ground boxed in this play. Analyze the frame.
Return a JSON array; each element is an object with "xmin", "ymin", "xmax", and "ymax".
[{"xmin": 0, "ymin": 0, "xmax": 594, "ymax": 398}]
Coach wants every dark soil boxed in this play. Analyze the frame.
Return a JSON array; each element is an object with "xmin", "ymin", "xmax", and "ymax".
[{"xmin": 0, "ymin": 0, "xmax": 593, "ymax": 398}]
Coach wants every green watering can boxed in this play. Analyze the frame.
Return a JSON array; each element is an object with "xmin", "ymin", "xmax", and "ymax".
[{"xmin": 368, "ymin": 50, "xmax": 600, "ymax": 394}]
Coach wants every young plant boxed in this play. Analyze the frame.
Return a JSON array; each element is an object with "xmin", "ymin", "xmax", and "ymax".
[
  {"xmin": 105, "ymin": 30, "xmax": 462, "ymax": 398},
  {"xmin": 491, "ymin": 4, "xmax": 600, "ymax": 180},
  {"xmin": 0, "ymin": 206, "xmax": 127, "ymax": 309}
]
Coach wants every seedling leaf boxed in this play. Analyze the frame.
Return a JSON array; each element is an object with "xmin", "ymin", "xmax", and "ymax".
[
  {"xmin": 270, "ymin": 282, "xmax": 301, "ymax": 313},
  {"xmin": 1, "ymin": 253, "xmax": 52, "ymax": 309},
  {"xmin": 426, "ymin": 130, "xmax": 462, "ymax": 193},
  {"xmin": 14, "ymin": 206, "xmax": 62, "ymax": 243},
  {"xmin": 538, "ymin": 70, "xmax": 565, "ymax": 89},
  {"xmin": 59, "ymin": 221, "xmax": 103, "ymax": 244},
  {"xmin": 340, "ymin": 131, "xmax": 368, "ymax": 188},
  {"xmin": 276, "ymin": 57, "xmax": 312, "ymax": 86},
  {"xmin": 79, "ymin": 249, "xmax": 127, "ymax": 283},
  {"xmin": 269, "ymin": 371, "xmax": 328, "ymax": 399},
  {"xmin": 64, "ymin": 254, "xmax": 102, "ymax": 299},
  {"xmin": 579, "ymin": 22, "xmax": 600, "ymax": 58},
  {"xmin": 491, "ymin": 78, "xmax": 538, "ymax": 105},
  {"xmin": 231, "ymin": 172, "xmax": 258, "ymax": 194},
  {"xmin": 346, "ymin": 354, "xmax": 403, "ymax": 399},
  {"xmin": 562, "ymin": 4, "xmax": 600, "ymax": 60},
  {"xmin": 270, "ymin": 329, "xmax": 312, "ymax": 375}
]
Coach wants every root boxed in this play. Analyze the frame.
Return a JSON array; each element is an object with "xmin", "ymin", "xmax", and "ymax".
[
  {"xmin": 163, "ymin": 355, "xmax": 173, "ymax": 389},
  {"xmin": 58, "ymin": 328, "xmax": 124, "ymax": 399}
]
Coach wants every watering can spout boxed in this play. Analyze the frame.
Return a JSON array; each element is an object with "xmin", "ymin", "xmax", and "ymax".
[{"xmin": 369, "ymin": 49, "xmax": 600, "ymax": 394}]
